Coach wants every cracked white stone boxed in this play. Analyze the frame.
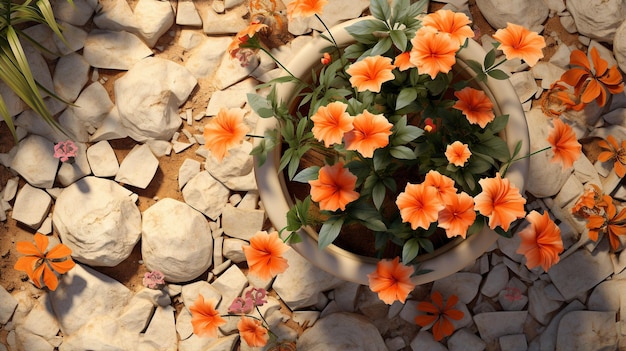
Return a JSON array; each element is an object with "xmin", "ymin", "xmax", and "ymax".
[
  {"xmin": 57, "ymin": 142, "xmax": 91, "ymax": 186},
  {"xmin": 115, "ymin": 144, "xmax": 159, "ymax": 189},
  {"xmin": 297, "ymin": 312, "xmax": 387, "ymax": 351},
  {"xmin": 87, "ymin": 140, "xmax": 119, "ymax": 177},
  {"xmin": 566, "ymin": 0, "xmax": 625, "ymax": 42},
  {"xmin": 83, "ymin": 30, "xmax": 153, "ymax": 70},
  {"xmin": 431, "ymin": 272, "xmax": 482, "ymax": 304},
  {"xmin": 221, "ymin": 204, "xmax": 265, "ymax": 241},
  {"xmin": 12, "ymin": 184, "xmax": 52, "ymax": 229},
  {"xmin": 473, "ymin": 311, "xmax": 527, "ymax": 345},
  {"xmin": 556, "ymin": 311, "xmax": 618, "ymax": 350},
  {"xmin": 133, "ymin": 0, "xmax": 174, "ymax": 48},
  {"xmin": 176, "ymin": 0, "xmax": 202, "ymax": 27},
  {"xmin": 53, "ymin": 53, "xmax": 90, "ymax": 102},
  {"xmin": 53, "ymin": 21, "xmax": 88, "ymax": 55},
  {"xmin": 182, "ymin": 171, "xmax": 230, "ymax": 220},
  {"xmin": 10, "ymin": 135, "xmax": 58, "ymax": 189},
  {"xmin": 178, "ymin": 158, "xmax": 201, "ymax": 190},
  {"xmin": 475, "ymin": 0, "xmax": 548, "ymax": 29}
]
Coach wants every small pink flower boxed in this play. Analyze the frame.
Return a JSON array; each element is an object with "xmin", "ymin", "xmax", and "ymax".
[
  {"xmin": 228, "ymin": 297, "xmax": 255, "ymax": 314},
  {"xmin": 142, "ymin": 270, "xmax": 165, "ymax": 289},
  {"xmin": 503, "ymin": 287, "xmax": 523, "ymax": 301},
  {"xmin": 53, "ymin": 140, "xmax": 78, "ymax": 162},
  {"xmin": 244, "ymin": 287, "xmax": 268, "ymax": 307}
]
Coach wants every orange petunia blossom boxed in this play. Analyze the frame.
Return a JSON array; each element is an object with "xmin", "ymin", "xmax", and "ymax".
[
  {"xmin": 453, "ymin": 87, "xmax": 495, "ymax": 128},
  {"xmin": 474, "ymin": 173, "xmax": 526, "ymax": 231},
  {"xmin": 309, "ymin": 162, "xmax": 359, "ymax": 211},
  {"xmin": 189, "ymin": 294, "xmax": 227, "ymax": 338},
  {"xmin": 445, "ymin": 141, "xmax": 472, "ymax": 167},
  {"xmin": 559, "ymin": 47, "xmax": 624, "ymax": 108},
  {"xmin": 415, "ymin": 291, "xmax": 464, "ymax": 341},
  {"xmin": 492, "ymin": 22, "xmax": 546, "ymax": 67},
  {"xmin": 547, "ymin": 118, "xmax": 582, "ymax": 169},
  {"xmin": 437, "ymin": 192, "xmax": 476, "ymax": 239},
  {"xmin": 516, "ymin": 211, "xmax": 564, "ymax": 271},
  {"xmin": 409, "ymin": 28, "xmax": 459, "ymax": 79},
  {"xmin": 394, "ymin": 52, "xmax": 414, "ymax": 71},
  {"xmin": 242, "ymin": 231, "xmax": 290, "ymax": 280},
  {"xmin": 367, "ymin": 257, "xmax": 416, "ymax": 305},
  {"xmin": 227, "ymin": 21, "xmax": 268, "ymax": 57},
  {"xmin": 204, "ymin": 108, "xmax": 250, "ymax": 162},
  {"xmin": 597, "ymin": 135, "xmax": 626, "ymax": 178},
  {"xmin": 14, "ymin": 233, "xmax": 75, "ymax": 291},
  {"xmin": 396, "ymin": 182, "xmax": 445, "ymax": 230},
  {"xmin": 424, "ymin": 170, "xmax": 457, "ymax": 205},
  {"xmin": 586, "ymin": 198, "xmax": 626, "ymax": 251},
  {"xmin": 286, "ymin": 0, "xmax": 328, "ymax": 19},
  {"xmin": 422, "ymin": 9, "xmax": 474, "ymax": 46},
  {"xmin": 311, "ymin": 101, "xmax": 354, "ymax": 147},
  {"xmin": 346, "ymin": 55, "xmax": 396, "ymax": 93},
  {"xmin": 571, "ymin": 184, "xmax": 603, "ymax": 217},
  {"xmin": 344, "ymin": 110, "xmax": 393, "ymax": 157},
  {"xmin": 237, "ymin": 316, "xmax": 269, "ymax": 348}
]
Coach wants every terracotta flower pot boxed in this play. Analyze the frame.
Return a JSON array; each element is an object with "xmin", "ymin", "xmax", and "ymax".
[{"xmin": 253, "ymin": 17, "xmax": 529, "ymax": 285}]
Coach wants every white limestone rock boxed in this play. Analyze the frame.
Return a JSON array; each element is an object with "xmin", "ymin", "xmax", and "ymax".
[
  {"xmin": 509, "ymin": 71, "xmax": 538, "ymax": 103},
  {"xmin": 145, "ymin": 139, "xmax": 172, "ymax": 157},
  {"xmin": 498, "ymin": 334, "xmax": 527, "ymax": 351},
  {"xmin": 498, "ymin": 277, "xmax": 528, "ymax": 311},
  {"xmin": 22, "ymin": 45, "xmax": 54, "ymax": 99},
  {"xmin": 211, "ymin": 265, "xmax": 248, "ymax": 315},
  {"xmin": 93, "ymin": 0, "xmax": 138, "ymax": 32},
  {"xmin": 71, "ymin": 82, "xmax": 114, "ymax": 130},
  {"xmin": 18, "ymin": 294, "xmax": 60, "ymax": 345},
  {"xmin": 52, "ymin": 21, "xmax": 88, "ymax": 55},
  {"xmin": 0, "ymin": 80, "xmax": 26, "ymax": 118},
  {"xmin": 473, "ymin": 311, "xmax": 527, "ymax": 345},
  {"xmin": 221, "ymin": 204, "xmax": 265, "ymax": 241},
  {"xmin": 182, "ymin": 171, "xmax": 230, "ymax": 220},
  {"xmin": 566, "ymin": 0, "xmax": 625, "ymax": 42},
  {"xmin": 139, "ymin": 305, "xmax": 177, "ymax": 351},
  {"xmin": 222, "ymin": 238, "xmax": 247, "ymax": 263},
  {"xmin": 178, "ymin": 158, "xmax": 201, "ymax": 190},
  {"xmin": 297, "ymin": 312, "xmax": 386, "ymax": 351},
  {"xmin": 133, "ymin": 0, "xmax": 175, "ymax": 48},
  {"xmin": 475, "ymin": 0, "xmax": 548, "ymax": 29},
  {"xmin": 181, "ymin": 281, "xmax": 222, "ymax": 311},
  {"xmin": 448, "ymin": 328, "xmax": 487, "ymax": 351},
  {"xmin": 51, "ymin": 0, "xmax": 96, "ymax": 26},
  {"xmin": 115, "ymin": 57, "xmax": 197, "ymax": 142},
  {"xmin": 115, "ymin": 144, "xmax": 159, "ymax": 189},
  {"xmin": 528, "ymin": 280, "xmax": 563, "ymax": 325},
  {"xmin": 58, "ymin": 314, "xmax": 138, "ymax": 351},
  {"xmin": 431, "ymin": 272, "xmax": 482, "ymax": 304},
  {"xmin": 287, "ymin": 0, "xmax": 370, "ymax": 35},
  {"xmin": 205, "ymin": 141, "xmax": 257, "ymax": 191},
  {"xmin": 56, "ymin": 141, "xmax": 91, "ymax": 186},
  {"xmin": 176, "ymin": 0, "xmax": 202, "ymax": 27},
  {"xmin": 184, "ymin": 37, "xmax": 231, "ymax": 79},
  {"xmin": 10, "ymin": 135, "xmax": 58, "ymax": 189},
  {"xmin": 556, "ymin": 311, "xmax": 618, "ymax": 350},
  {"xmin": 409, "ymin": 330, "xmax": 447, "ymax": 351},
  {"xmin": 537, "ymin": 299, "xmax": 585, "ymax": 351},
  {"xmin": 22, "ymin": 24, "xmax": 59, "ymax": 60},
  {"xmin": 213, "ymin": 51, "xmax": 259, "ymax": 90},
  {"xmin": 118, "ymin": 294, "xmax": 155, "ymax": 334},
  {"xmin": 87, "ymin": 140, "xmax": 119, "ymax": 177},
  {"xmin": 142, "ymin": 198, "xmax": 213, "ymax": 283},
  {"xmin": 205, "ymin": 78, "xmax": 257, "ymax": 116},
  {"xmin": 201, "ymin": 7, "xmax": 247, "ymax": 34},
  {"xmin": 0, "ymin": 285, "xmax": 17, "ymax": 324},
  {"xmin": 614, "ymin": 20, "xmax": 626, "ymax": 73},
  {"xmin": 49, "ymin": 263, "xmax": 133, "ymax": 335},
  {"xmin": 587, "ymin": 279, "xmax": 626, "ymax": 312},
  {"xmin": 90, "ymin": 106, "xmax": 129, "ymax": 142},
  {"xmin": 12, "ymin": 184, "xmax": 52, "ymax": 229},
  {"xmin": 179, "ymin": 334, "xmax": 238, "ymax": 351},
  {"xmin": 53, "ymin": 53, "xmax": 90, "ymax": 102},
  {"xmin": 83, "ymin": 30, "xmax": 153, "ymax": 70},
  {"xmin": 53, "ymin": 176, "xmax": 141, "ymax": 266},
  {"xmin": 530, "ymin": 62, "xmax": 566, "ymax": 90},
  {"xmin": 2, "ymin": 177, "xmax": 18, "ymax": 202},
  {"xmin": 480, "ymin": 263, "xmax": 509, "ymax": 298}
]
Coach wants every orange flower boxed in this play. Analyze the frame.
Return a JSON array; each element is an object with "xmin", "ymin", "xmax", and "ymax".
[
  {"xmin": 344, "ymin": 110, "xmax": 393, "ymax": 157},
  {"xmin": 586, "ymin": 199, "xmax": 626, "ymax": 250},
  {"xmin": 453, "ymin": 87, "xmax": 495, "ymax": 128},
  {"xmin": 242, "ymin": 231, "xmax": 290, "ymax": 280},
  {"xmin": 424, "ymin": 170, "xmax": 457, "ymax": 205},
  {"xmin": 437, "ymin": 192, "xmax": 476, "ymax": 239},
  {"xmin": 409, "ymin": 29, "xmax": 458, "ymax": 79},
  {"xmin": 286, "ymin": 0, "xmax": 328, "ymax": 19},
  {"xmin": 394, "ymin": 52, "xmax": 414, "ymax": 71},
  {"xmin": 597, "ymin": 135, "xmax": 626, "ymax": 178},
  {"xmin": 311, "ymin": 101, "xmax": 353, "ymax": 147},
  {"xmin": 445, "ymin": 141, "xmax": 472, "ymax": 167},
  {"xmin": 571, "ymin": 184, "xmax": 604, "ymax": 217},
  {"xmin": 422, "ymin": 9, "xmax": 474, "ymax": 46},
  {"xmin": 204, "ymin": 108, "xmax": 250, "ymax": 162},
  {"xmin": 415, "ymin": 291, "xmax": 464, "ymax": 341},
  {"xmin": 367, "ymin": 257, "xmax": 415, "ymax": 304},
  {"xmin": 346, "ymin": 55, "xmax": 396, "ymax": 93},
  {"xmin": 547, "ymin": 118, "xmax": 582, "ymax": 169},
  {"xmin": 516, "ymin": 211, "xmax": 563, "ymax": 271},
  {"xmin": 189, "ymin": 294, "xmax": 227, "ymax": 338},
  {"xmin": 474, "ymin": 173, "xmax": 526, "ymax": 231},
  {"xmin": 14, "ymin": 233, "xmax": 75, "ymax": 291},
  {"xmin": 309, "ymin": 162, "xmax": 359, "ymax": 211},
  {"xmin": 396, "ymin": 182, "xmax": 445, "ymax": 230},
  {"xmin": 320, "ymin": 52, "xmax": 331, "ymax": 65},
  {"xmin": 559, "ymin": 47, "xmax": 624, "ymax": 108},
  {"xmin": 227, "ymin": 21, "xmax": 268, "ymax": 57},
  {"xmin": 237, "ymin": 316, "xmax": 269, "ymax": 347},
  {"xmin": 492, "ymin": 22, "xmax": 546, "ymax": 67}
]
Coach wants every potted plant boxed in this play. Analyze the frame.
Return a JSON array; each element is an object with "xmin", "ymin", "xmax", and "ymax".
[{"xmin": 205, "ymin": 0, "xmax": 582, "ymax": 303}]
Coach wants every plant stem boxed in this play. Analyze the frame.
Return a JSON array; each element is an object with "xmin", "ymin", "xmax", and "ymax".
[
  {"xmin": 246, "ymin": 134, "xmax": 265, "ymax": 139},
  {"xmin": 259, "ymin": 47, "xmax": 298, "ymax": 82}
]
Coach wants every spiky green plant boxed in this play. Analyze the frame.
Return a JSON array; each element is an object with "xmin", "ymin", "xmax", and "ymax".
[{"xmin": 0, "ymin": 0, "xmax": 72, "ymax": 143}]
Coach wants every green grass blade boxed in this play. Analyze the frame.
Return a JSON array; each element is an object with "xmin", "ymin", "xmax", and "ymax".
[{"xmin": 0, "ymin": 94, "xmax": 18, "ymax": 144}]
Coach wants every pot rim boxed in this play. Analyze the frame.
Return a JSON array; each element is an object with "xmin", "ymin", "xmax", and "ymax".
[{"xmin": 253, "ymin": 16, "xmax": 529, "ymax": 285}]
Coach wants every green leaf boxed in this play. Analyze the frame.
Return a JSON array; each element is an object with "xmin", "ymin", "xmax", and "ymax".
[
  {"xmin": 402, "ymin": 238, "xmax": 420, "ymax": 263},
  {"xmin": 389, "ymin": 29, "xmax": 407, "ymax": 52},
  {"xmin": 495, "ymin": 226, "xmax": 513, "ymax": 238},
  {"xmin": 370, "ymin": 0, "xmax": 391, "ymax": 22},
  {"xmin": 247, "ymin": 93, "xmax": 274, "ymax": 118},
  {"xmin": 487, "ymin": 69, "xmax": 510, "ymax": 80},
  {"xmin": 372, "ymin": 182, "xmax": 386, "ymax": 210},
  {"xmin": 484, "ymin": 48, "xmax": 496, "ymax": 69},
  {"xmin": 406, "ymin": 0, "xmax": 428, "ymax": 19},
  {"xmin": 465, "ymin": 59, "xmax": 484, "ymax": 76},
  {"xmin": 396, "ymin": 88, "xmax": 417, "ymax": 110},
  {"xmin": 418, "ymin": 238, "xmax": 434, "ymax": 253},
  {"xmin": 487, "ymin": 114, "xmax": 509, "ymax": 134},
  {"xmin": 424, "ymin": 74, "xmax": 449, "ymax": 95},
  {"xmin": 390, "ymin": 145, "xmax": 416, "ymax": 159},
  {"xmin": 318, "ymin": 216, "xmax": 345, "ymax": 249},
  {"xmin": 293, "ymin": 166, "xmax": 320, "ymax": 183},
  {"xmin": 391, "ymin": 0, "xmax": 410, "ymax": 23},
  {"xmin": 370, "ymin": 36, "xmax": 393, "ymax": 56}
]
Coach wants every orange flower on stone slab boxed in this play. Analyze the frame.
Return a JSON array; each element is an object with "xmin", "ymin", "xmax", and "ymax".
[
  {"xmin": 189, "ymin": 294, "xmax": 227, "ymax": 338},
  {"xmin": 242, "ymin": 231, "xmax": 290, "ymax": 280},
  {"xmin": 445, "ymin": 141, "xmax": 472, "ymax": 167},
  {"xmin": 516, "ymin": 211, "xmax": 563, "ymax": 271},
  {"xmin": 309, "ymin": 162, "xmax": 359, "ymax": 211},
  {"xmin": 367, "ymin": 257, "xmax": 415, "ymax": 305},
  {"xmin": 346, "ymin": 55, "xmax": 396, "ymax": 93},
  {"xmin": 586, "ymin": 199, "xmax": 626, "ymax": 251},
  {"xmin": 203, "ymin": 107, "xmax": 250, "ymax": 162},
  {"xmin": 344, "ymin": 110, "xmax": 393, "ymax": 158},
  {"xmin": 474, "ymin": 173, "xmax": 526, "ymax": 232},
  {"xmin": 409, "ymin": 29, "xmax": 458, "ymax": 79},
  {"xmin": 396, "ymin": 182, "xmax": 444, "ymax": 230},
  {"xmin": 311, "ymin": 101, "xmax": 353, "ymax": 147},
  {"xmin": 286, "ymin": 0, "xmax": 328, "ymax": 19},
  {"xmin": 424, "ymin": 170, "xmax": 457, "ymax": 205},
  {"xmin": 394, "ymin": 52, "xmax": 414, "ymax": 71},
  {"xmin": 437, "ymin": 192, "xmax": 476, "ymax": 239},
  {"xmin": 571, "ymin": 184, "xmax": 603, "ymax": 217},
  {"xmin": 238, "ymin": 316, "xmax": 269, "ymax": 347},
  {"xmin": 422, "ymin": 9, "xmax": 474, "ymax": 46},
  {"xmin": 453, "ymin": 86, "xmax": 495, "ymax": 128},
  {"xmin": 415, "ymin": 291, "xmax": 464, "ymax": 341},
  {"xmin": 227, "ymin": 21, "xmax": 269, "ymax": 57},
  {"xmin": 597, "ymin": 135, "xmax": 626, "ymax": 178},
  {"xmin": 492, "ymin": 22, "xmax": 546, "ymax": 67},
  {"xmin": 14, "ymin": 233, "xmax": 75, "ymax": 291},
  {"xmin": 547, "ymin": 118, "xmax": 582, "ymax": 170}
]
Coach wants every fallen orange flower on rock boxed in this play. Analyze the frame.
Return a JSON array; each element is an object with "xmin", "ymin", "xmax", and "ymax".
[{"xmin": 14, "ymin": 233, "xmax": 75, "ymax": 291}]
